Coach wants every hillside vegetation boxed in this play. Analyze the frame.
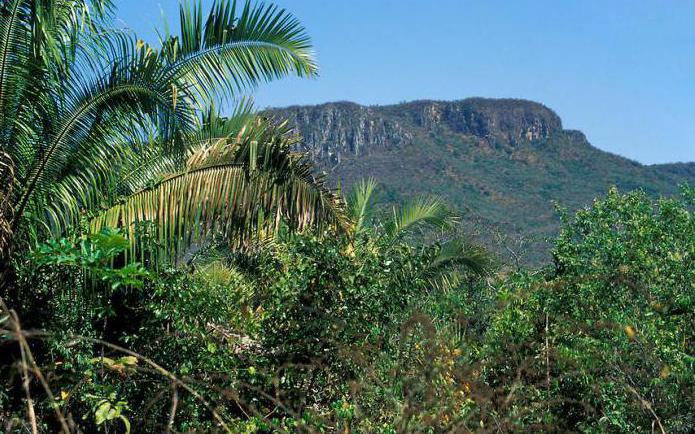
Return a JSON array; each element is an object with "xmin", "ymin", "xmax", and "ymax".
[{"xmin": 269, "ymin": 99, "xmax": 695, "ymax": 264}]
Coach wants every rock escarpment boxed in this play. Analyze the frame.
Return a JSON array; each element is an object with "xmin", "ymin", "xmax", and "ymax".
[
  {"xmin": 267, "ymin": 98, "xmax": 564, "ymax": 166},
  {"xmin": 268, "ymin": 102, "xmax": 411, "ymax": 166}
]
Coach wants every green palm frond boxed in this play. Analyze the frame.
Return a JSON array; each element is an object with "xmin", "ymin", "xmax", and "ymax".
[
  {"xmin": 0, "ymin": 0, "xmax": 333, "ymax": 266},
  {"xmin": 42, "ymin": 136, "xmax": 174, "ymax": 235},
  {"xmin": 0, "ymin": 0, "xmax": 31, "ymax": 137},
  {"xmin": 113, "ymin": 140, "xmax": 181, "ymax": 195},
  {"xmin": 0, "ymin": 0, "xmax": 113, "ymax": 136},
  {"xmin": 431, "ymin": 238, "xmax": 492, "ymax": 275},
  {"xmin": 28, "ymin": 0, "xmax": 114, "ymax": 68},
  {"xmin": 92, "ymin": 160, "xmax": 343, "ymax": 263},
  {"xmin": 11, "ymin": 29, "xmax": 202, "ymax": 230},
  {"xmin": 160, "ymin": 0, "xmax": 317, "ymax": 104},
  {"xmin": 13, "ymin": 78, "xmax": 193, "ymax": 230},
  {"xmin": 344, "ymin": 179, "xmax": 491, "ymax": 292},
  {"xmin": 345, "ymin": 179, "xmax": 458, "ymax": 240},
  {"xmin": 347, "ymin": 177, "xmax": 377, "ymax": 234},
  {"xmin": 424, "ymin": 238, "xmax": 492, "ymax": 292},
  {"xmin": 384, "ymin": 196, "xmax": 459, "ymax": 241}
]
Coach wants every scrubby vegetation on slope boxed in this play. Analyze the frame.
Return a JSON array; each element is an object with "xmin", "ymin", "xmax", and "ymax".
[{"xmin": 268, "ymin": 100, "xmax": 695, "ymax": 265}]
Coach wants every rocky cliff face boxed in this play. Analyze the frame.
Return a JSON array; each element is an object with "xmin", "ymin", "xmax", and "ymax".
[
  {"xmin": 265, "ymin": 98, "xmax": 695, "ymax": 266},
  {"xmin": 267, "ymin": 98, "xmax": 563, "ymax": 166},
  {"xmin": 403, "ymin": 99, "xmax": 562, "ymax": 143},
  {"xmin": 267, "ymin": 102, "xmax": 412, "ymax": 166}
]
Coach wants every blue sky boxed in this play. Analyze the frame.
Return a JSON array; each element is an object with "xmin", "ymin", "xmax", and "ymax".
[{"xmin": 116, "ymin": 0, "xmax": 695, "ymax": 164}]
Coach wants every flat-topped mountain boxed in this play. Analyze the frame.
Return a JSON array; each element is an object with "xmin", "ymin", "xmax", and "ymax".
[{"xmin": 266, "ymin": 98, "xmax": 695, "ymax": 265}]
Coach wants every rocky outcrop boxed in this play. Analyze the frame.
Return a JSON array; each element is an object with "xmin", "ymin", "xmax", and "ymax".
[
  {"xmin": 266, "ymin": 98, "xmax": 564, "ymax": 166},
  {"xmin": 266, "ymin": 102, "xmax": 412, "ymax": 166},
  {"xmin": 405, "ymin": 99, "xmax": 562, "ymax": 143}
]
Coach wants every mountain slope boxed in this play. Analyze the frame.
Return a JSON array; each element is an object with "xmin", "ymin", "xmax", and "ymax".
[{"xmin": 266, "ymin": 98, "xmax": 695, "ymax": 265}]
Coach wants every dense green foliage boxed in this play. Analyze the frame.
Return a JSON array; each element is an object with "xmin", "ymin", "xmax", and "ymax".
[
  {"xmin": 1, "ymin": 1, "xmax": 693, "ymax": 433},
  {"xmin": 3, "ymin": 186, "xmax": 694, "ymax": 432},
  {"xmin": 482, "ymin": 187, "xmax": 694, "ymax": 432}
]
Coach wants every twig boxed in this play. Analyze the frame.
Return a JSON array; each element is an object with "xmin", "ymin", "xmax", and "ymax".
[
  {"xmin": 139, "ymin": 386, "xmax": 168, "ymax": 426},
  {"xmin": 626, "ymin": 384, "xmax": 665, "ymax": 434},
  {"xmin": 15, "ymin": 316, "xmax": 38, "ymax": 434},
  {"xmin": 1, "ymin": 292, "xmax": 230, "ymax": 433},
  {"xmin": 18, "ymin": 330, "xmax": 232, "ymax": 433},
  {"xmin": 10, "ymin": 310, "xmax": 71, "ymax": 433},
  {"xmin": 165, "ymin": 384, "xmax": 178, "ymax": 434},
  {"xmin": 78, "ymin": 335, "xmax": 231, "ymax": 432}
]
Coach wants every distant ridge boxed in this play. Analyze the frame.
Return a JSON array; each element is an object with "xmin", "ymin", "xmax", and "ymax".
[{"xmin": 265, "ymin": 98, "xmax": 695, "ymax": 265}]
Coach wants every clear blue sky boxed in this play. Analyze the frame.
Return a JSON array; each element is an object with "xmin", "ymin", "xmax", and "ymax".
[{"xmin": 116, "ymin": 0, "xmax": 695, "ymax": 164}]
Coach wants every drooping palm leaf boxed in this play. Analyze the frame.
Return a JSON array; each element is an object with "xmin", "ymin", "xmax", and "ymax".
[
  {"xmin": 71, "ymin": 106, "xmax": 342, "ymax": 263},
  {"xmin": 424, "ymin": 238, "xmax": 492, "ymax": 291},
  {"xmin": 91, "ymin": 159, "xmax": 343, "ymax": 263},
  {"xmin": 384, "ymin": 195, "xmax": 459, "ymax": 241}
]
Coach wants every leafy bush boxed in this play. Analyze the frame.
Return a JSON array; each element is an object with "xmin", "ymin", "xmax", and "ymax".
[
  {"xmin": 4, "ymin": 187, "xmax": 695, "ymax": 432},
  {"xmin": 482, "ymin": 187, "xmax": 695, "ymax": 432}
]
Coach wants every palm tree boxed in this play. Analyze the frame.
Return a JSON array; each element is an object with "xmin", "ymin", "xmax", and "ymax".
[
  {"xmin": 0, "ymin": 0, "xmax": 344, "ymax": 286},
  {"xmin": 90, "ymin": 108, "xmax": 346, "ymax": 263},
  {"xmin": 347, "ymin": 178, "xmax": 492, "ymax": 290}
]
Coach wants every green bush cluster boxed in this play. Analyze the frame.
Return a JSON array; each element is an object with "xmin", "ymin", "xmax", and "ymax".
[
  {"xmin": 2, "ymin": 187, "xmax": 693, "ymax": 432},
  {"xmin": 482, "ymin": 187, "xmax": 694, "ymax": 432}
]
